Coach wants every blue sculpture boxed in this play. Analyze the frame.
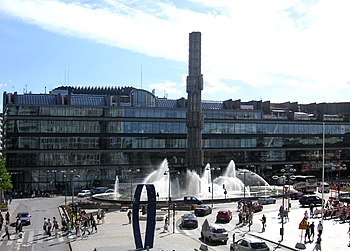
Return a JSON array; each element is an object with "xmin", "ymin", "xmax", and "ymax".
[{"xmin": 132, "ymin": 184, "xmax": 156, "ymax": 249}]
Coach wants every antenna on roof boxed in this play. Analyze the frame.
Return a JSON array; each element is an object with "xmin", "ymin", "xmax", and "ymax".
[{"xmin": 140, "ymin": 64, "xmax": 143, "ymax": 89}]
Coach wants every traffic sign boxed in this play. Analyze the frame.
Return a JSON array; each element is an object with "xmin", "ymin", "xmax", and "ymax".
[{"xmin": 299, "ymin": 218, "xmax": 307, "ymax": 229}]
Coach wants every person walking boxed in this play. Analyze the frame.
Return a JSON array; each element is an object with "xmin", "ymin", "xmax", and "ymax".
[
  {"xmin": 82, "ymin": 219, "xmax": 91, "ymax": 236},
  {"xmin": 1, "ymin": 222, "xmax": 11, "ymax": 240},
  {"xmin": 347, "ymin": 222, "xmax": 350, "ymax": 247},
  {"xmin": 5, "ymin": 212, "xmax": 10, "ymax": 224},
  {"xmin": 261, "ymin": 214, "xmax": 266, "ymax": 232},
  {"xmin": 74, "ymin": 220, "xmax": 81, "ymax": 240},
  {"xmin": 313, "ymin": 234, "xmax": 321, "ymax": 251},
  {"xmin": 164, "ymin": 216, "xmax": 169, "ymax": 232},
  {"xmin": 127, "ymin": 210, "xmax": 132, "ymax": 224},
  {"xmin": 43, "ymin": 218, "xmax": 48, "ymax": 234},
  {"xmin": 317, "ymin": 221, "xmax": 323, "ymax": 237},
  {"xmin": 310, "ymin": 221, "xmax": 315, "ymax": 241},
  {"xmin": 53, "ymin": 220, "xmax": 59, "ymax": 238},
  {"xmin": 305, "ymin": 222, "xmax": 311, "ymax": 243},
  {"xmin": 47, "ymin": 219, "xmax": 52, "ymax": 237},
  {"xmin": 0, "ymin": 213, "xmax": 4, "ymax": 231},
  {"xmin": 90, "ymin": 214, "xmax": 97, "ymax": 233}
]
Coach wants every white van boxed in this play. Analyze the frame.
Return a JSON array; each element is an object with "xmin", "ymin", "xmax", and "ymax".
[{"xmin": 318, "ymin": 182, "xmax": 330, "ymax": 193}]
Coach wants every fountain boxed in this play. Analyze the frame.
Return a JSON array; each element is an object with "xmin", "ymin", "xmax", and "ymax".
[
  {"xmin": 114, "ymin": 175, "xmax": 120, "ymax": 200},
  {"xmin": 93, "ymin": 159, "xmax": 274, "ymax": 202},
  {"xmin": 143, "ymin": 159, "xmax": 273, "ymax": 200}
]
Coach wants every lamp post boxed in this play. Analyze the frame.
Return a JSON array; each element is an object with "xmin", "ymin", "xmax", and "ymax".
[
  {"xmin": 70, "ymin": 171, "xmax": 80, "ymax": 221},
  {"xmin": 61, "ymin": 170, "xmax": 67, "ymax": 206},
  {"xmin": 164, "ymin": 169, "xmax": 179, "ymax": 230},
  {"xmin": 272, "ymin": 167, "xmax": 296, "ymax": 242},
  {"xmin": 128, "ymin": 169, "xmax": 140, "ymax": 207},
  {"xmin": 239, "ymin": 169, "xmax": 251, "ymax": 205},
  {"xmin": 206, "ymin": 167, "xmax": 221, "ymax": 208}
]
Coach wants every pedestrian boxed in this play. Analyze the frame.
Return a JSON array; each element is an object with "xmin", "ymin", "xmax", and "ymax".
[
  {"xmin": 90, "ymin": 214, "xmax": 97, "ymax": 233},
  {"xmin": 75, "ymin": 220, "xmax": 81, "ymax": 240},
  {"xmin": 0, "ymin": 213, "xmax": 3, "ymax": 231},
  {"xmin": 127, "ymin": 210, "xmax": 132, "ymax": 224},
  {"xmin": 53, "ymin": 220, "xmax": 59, "ymax": 238},
  {"xmin": 304, "ymin": 210, "xmax": 309, "ymax": 220},
  {"xmin": 317, "ymin": 221, "xmax": 323, "ymax": 236},
  {"xmin": 18, "ymin": 220, "xmax": 23, "ymax": 238},
  {"xmin": 164, "ymin": 216, "xmax": 169, "ymax": 232},
  {"xmin": 305, "ymin": 222, "xmax": 311, "ymax": 243},
  {"xmin": 310, "ymin": 221, "xmax": 315, "ymax": 241},
  {"xmin": 313, "ymin": 234, "xmax": 321, "ymax": 251},
  {"xmin": 82, "ymin": 219, "xmax": 91, "ymax": 236},
  {"xmin": 101, "ymin": 209, "xmax": 105, "ymax": 224},
  {"xmin": 261, "ymin": 214, "xmax": 266, "ymax": 232},
  {"xmin": 310, "ymin": 204, "xmax": 314, "ymax": 218},
  {"xmin": 66, "ymin": 220, "xmax": 72, "ymax": 236},
  {"xmin": 15, "ymin": 217, "xmax": 21, "ymax": 233},
  {"xmin": 5, "ymin": 212, "xmax": 10, "ymax": 225},
  {"xmin": 43, "ymin": 217, "xmax": 48, "ymax": 234},
  {"xmin": 47, "ymin": 218, "xmax": 52, "ymax": 237},
  {"xmin": 1, "ymin": 222, "xmax": 10, "ymax": 240}
]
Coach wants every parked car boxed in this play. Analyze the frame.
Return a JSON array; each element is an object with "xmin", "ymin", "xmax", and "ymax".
[
  {"xmin": 77, "ymin": 189, "xmax": 92, "ymax": 197},
  {"xmin": 16, "ymin": 212, "xmax": 31, "ymax": 226},
  {"xmin": 201, "ymin": 219, "xmax": 228, "ymax": 244},
  {"xmin": 290, "ymin": 191, "xmax": 303, "ymax": 200},
  {"xmin": 183, "ymin": 196, "xmax": 203, "ymax": 205},
  {"xmin": 180, "ymin": 213, "xmax": 198, "ymax": 229},
  {"xmin": 216, "ymin": 209, "xmax": 232, "ymax": 223},
  {"xmin": 258, "ymin": 196, "xmax": 276, "ymax": 205},
  {"xmin": 299, "ymin": 194, "xmax": 322, "ymax": 207},
  {"xmin": 194, "ymin": 205, "xmax": 212, "ymax": 217},
  {"xmin": 230, "ymin": 237, "xmax": 270, "ymax": 251}
]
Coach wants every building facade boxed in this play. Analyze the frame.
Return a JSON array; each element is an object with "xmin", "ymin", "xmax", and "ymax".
[{"xmin": 2, "ymin": 87, "xmax": 350, "ymax": 194}]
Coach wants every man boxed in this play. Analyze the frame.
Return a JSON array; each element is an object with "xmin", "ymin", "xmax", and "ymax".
[
  {"xmin": 317, "ymin": 221, "xmax": 323, "ymax": 237},
  {"xmin": 1, "ymin": 222, "xmax": 11, "ymax": 240},
  {"xmin": 127, "ymin": 210, "xmax": 132, "ymax": 224},
  {"xmin": 261, "ymin": 214, "xmax": 266, "ymax": 232}
]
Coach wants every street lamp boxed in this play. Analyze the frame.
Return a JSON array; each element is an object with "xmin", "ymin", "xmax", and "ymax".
[
  {"xmin": 70, "ymin": 171, "xmax": 80, "ymax": 221},
  {"xmin": 61, "ymin": 170, "xmax": 67, "ymax": 206},
  {"xmin": 272, "ymin": 167, "xmax": 296, "ymax": 242},
  {"xmin": 238, "ymin": 169, "xmax": 252, "ymax": 205},
  {"xmin": 206, "ymin": 167, "xmax": 221, "ymax": 208},
  {"xmin": 164, "ymin": 169, "xmax": 179, "ymax": 229},
  {"xmin": 128, "ymin": 169, "xmax": 140, "ymax": 207}
]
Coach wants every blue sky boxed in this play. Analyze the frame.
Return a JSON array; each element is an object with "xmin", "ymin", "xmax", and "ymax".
[{"xmin": 1, "ymin": 0, "xmax": 350, "ymax": 103}]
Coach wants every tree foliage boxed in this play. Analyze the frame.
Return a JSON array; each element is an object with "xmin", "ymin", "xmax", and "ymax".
[{"xmin": 0, "ymin": 157, "xmax": 13, "ymax": 191}]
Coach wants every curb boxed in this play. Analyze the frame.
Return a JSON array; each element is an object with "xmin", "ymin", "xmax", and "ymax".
[{"xmin": 249, "ymin": 233, "xmax": 298, "ymax": 251}]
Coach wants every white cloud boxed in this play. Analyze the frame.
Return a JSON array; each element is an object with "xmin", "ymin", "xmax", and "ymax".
[{"xmin": 1, "ymin": 0, "xmax": 350, "ymax": 102}]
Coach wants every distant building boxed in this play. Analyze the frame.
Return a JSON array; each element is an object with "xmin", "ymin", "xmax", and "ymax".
[{"xmin": 2, "ymin": 87, "xmax": 350, "ymax": 192}]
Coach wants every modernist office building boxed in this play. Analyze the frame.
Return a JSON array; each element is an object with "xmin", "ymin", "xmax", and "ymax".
[
  {"xmin": 2, "ymin": 87, "xmax": 350, "ymax": 193},
  {"xmin": 2, "ymin": 31, "xmax": 350, "ymax": 193}
]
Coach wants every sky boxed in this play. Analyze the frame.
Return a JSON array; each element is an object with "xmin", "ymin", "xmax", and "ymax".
[{"xmin": 1, "ymin": 0, "xmax": 350, "ymax": 104}]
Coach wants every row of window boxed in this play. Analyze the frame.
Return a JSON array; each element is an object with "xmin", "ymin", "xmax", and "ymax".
[
  {"xmin": 5, "ymin": 136, "xmax": 349, "ymax": 150},
  {"xmin": 6, "ymin": 149, "xmax": 347, "ymax": 167},
  {"xmin": 5, "ymin": 119, "xmax": 350, "ymax": 135}
]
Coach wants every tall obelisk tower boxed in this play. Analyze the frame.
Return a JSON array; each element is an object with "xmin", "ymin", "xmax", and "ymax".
[{"xmin": 186, "ymin": 32, "xmax": 204, "ymax": 174}]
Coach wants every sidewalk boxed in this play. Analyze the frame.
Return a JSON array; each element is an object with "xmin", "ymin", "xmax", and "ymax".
[{"xmin": 68, "ymin": 201, "xmax": 350, "ymax": 251}]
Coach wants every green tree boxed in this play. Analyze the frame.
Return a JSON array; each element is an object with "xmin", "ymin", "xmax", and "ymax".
[{"xmin": 0, "ymin": 157, "xmax": 12, "ymax": 203}]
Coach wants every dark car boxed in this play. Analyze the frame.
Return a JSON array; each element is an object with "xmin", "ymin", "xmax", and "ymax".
[
  {"xmin": 180, "ymin": 213, "xmax": 198, "ymax": 229},
  {"xmin": 290, "ymin": 191, "xmax": 303, "ymax": 200},
  {"xmin": 299, "ymin": 195, "xmax": 322, "ymax": 207},
  {"xmin": 16, "ymin": 212, "xmax": 31, "ymax": 226},
  {"xmin": 194, "ymin": 205, "xmax": 212, "ymax": 217},
  {"xmin": 183, "ymin": 196, "xmax": 203, "ymax": 205},
  {"xmin": 216, "ymin": 210, "xmax": 232, "ymax": 223},
  {"xmin": 91, "ymin": 187, "xmax": 109, "ymax": 194}
]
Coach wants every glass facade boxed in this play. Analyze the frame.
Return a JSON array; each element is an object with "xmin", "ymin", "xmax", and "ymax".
[{"xmin": 3, "ymin": 89, "xmax": 350, "ymax": 193}]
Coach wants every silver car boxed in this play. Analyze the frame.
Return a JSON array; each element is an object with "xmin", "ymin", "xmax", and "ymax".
[
  {"xmin": 201, "ymin": 221, "xmax": 228, "ymax": 244},
  {"xmin": 230, "ymin": 237, "xmax": 270, "ymax": 251}
]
